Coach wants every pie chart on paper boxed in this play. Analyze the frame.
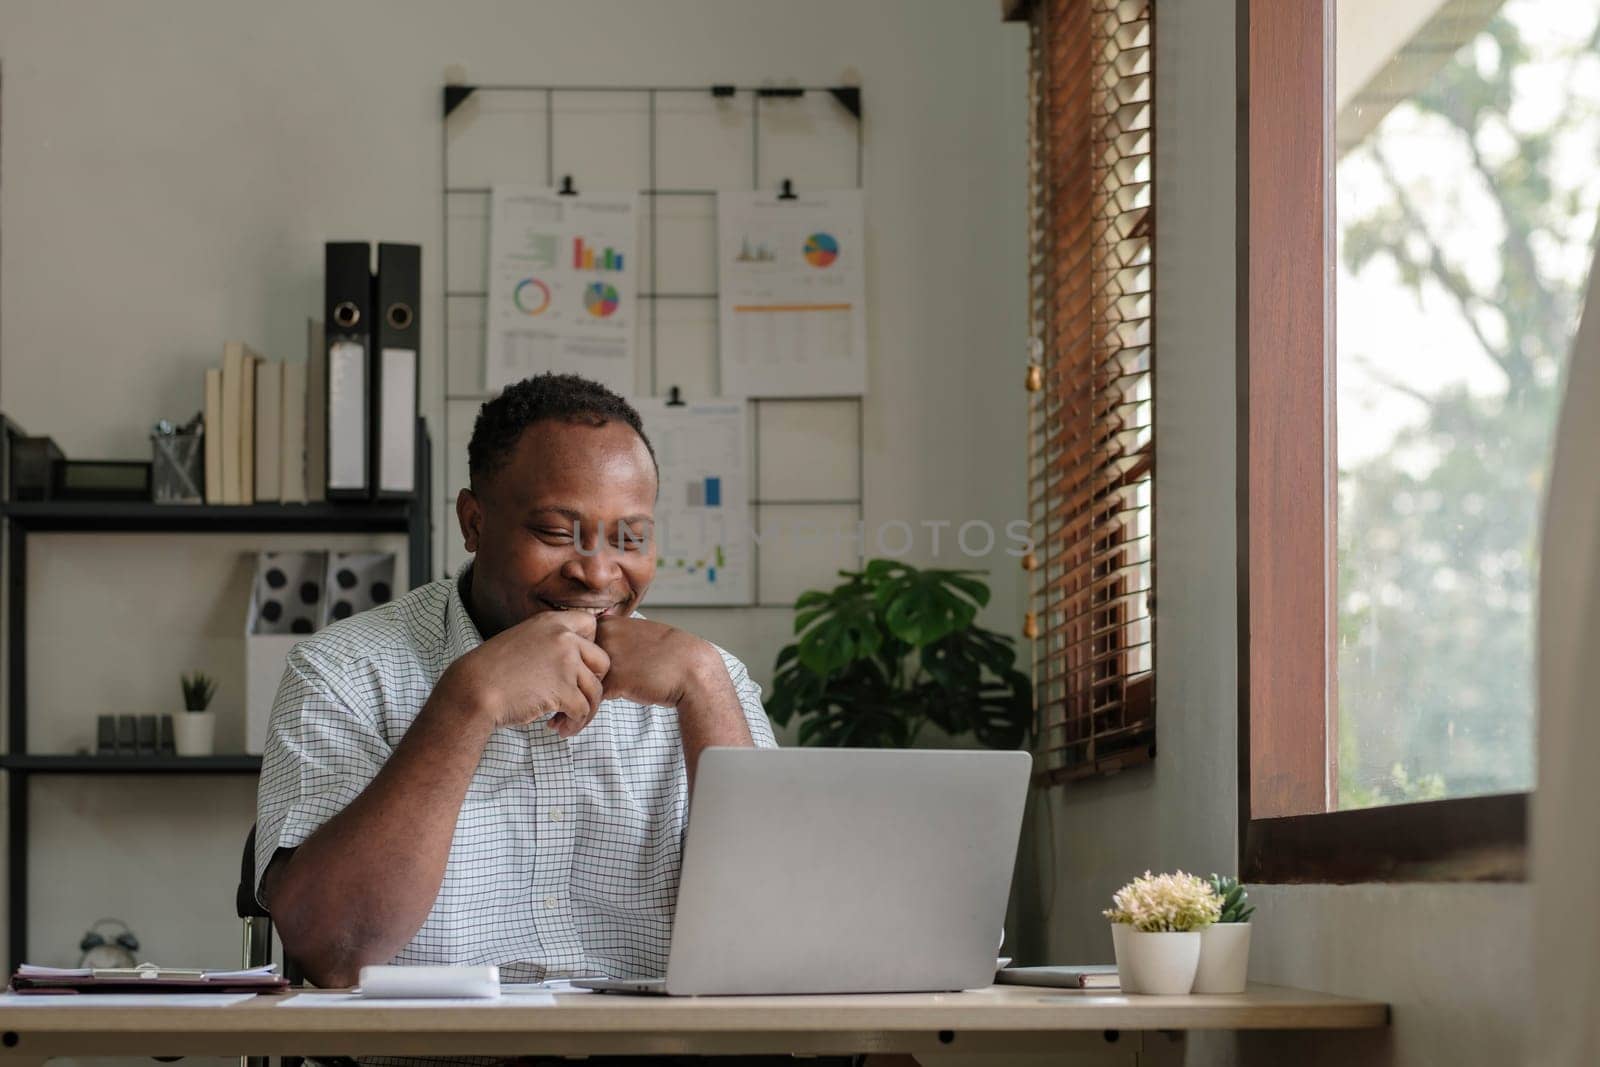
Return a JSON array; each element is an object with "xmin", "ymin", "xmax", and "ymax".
[
  {"xmin": 584, "ymin": 282, "xmax": 621, "ymax": 318},
  {"xmin": 513, "ymin": 278, "xmax": 551, "ymax": 316},
  {"xmin": 803, "ymin": 232, "xmax": 839, "ymax": 268}
]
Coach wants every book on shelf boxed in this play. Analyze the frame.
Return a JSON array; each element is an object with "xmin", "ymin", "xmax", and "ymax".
[
  {"xmin": 306, "ymin": 317, "xmax": 328, "ymax": 503},
  {"xmin": 203, "ymin": 368, "xmax": 223, "ymax": 505},
  {"xmin": 239, "ymin": 344, "xmax": 258, "ymax": 504},
  {"xmin": 254, "ymin": 357, "xmax": 283, "ymax": 503},
  {"xmin": 201, "ymin": 309, "xmax": 403, "ymax": 510},
  {"xmin": 281, "ymin": 361, "xmax": 309, "ymax": 504},
  {"xmin": 220, "ymin": 344, "xmax": 244, "ymax": 504}
]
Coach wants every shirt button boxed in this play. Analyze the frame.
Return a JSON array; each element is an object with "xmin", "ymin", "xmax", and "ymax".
[
  {"xmin": 545, "ymin": 896, "xmax": 559, "ymax": 910},
  {"xmin": 549, "ymin": 808, "xmax": 564, "ymax": 822}
]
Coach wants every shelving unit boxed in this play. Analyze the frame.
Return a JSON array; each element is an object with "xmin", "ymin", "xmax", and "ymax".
[
  {"xmin": 0, "ymin": 424, "xmax": 433, "ymax": 971},
  {"xmin": 0, "ymin": 754, "xmax": 263, "ymax": 775}
]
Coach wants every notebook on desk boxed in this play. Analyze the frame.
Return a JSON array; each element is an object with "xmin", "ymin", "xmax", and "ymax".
[{"xmin": 10, "ymin": 962, "xmax": 288, "ymax": 994}]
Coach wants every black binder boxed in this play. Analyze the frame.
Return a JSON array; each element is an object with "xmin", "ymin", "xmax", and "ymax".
[
  {"xmin": 324, "ymin": 241, "xmax": 372, "ymax": 500},
  {"xmin": 373, "ymin": 243, "xmax": 421, "ymax": 498}
]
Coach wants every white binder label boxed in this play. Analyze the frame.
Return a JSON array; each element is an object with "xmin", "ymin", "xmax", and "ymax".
[
  {"xmin": 327, "ymin": 340, "xmax": 367, "ymax": 490},
  {"xmin": 379, "ymin": 347, "xmax": 417, "ymax": 492}
]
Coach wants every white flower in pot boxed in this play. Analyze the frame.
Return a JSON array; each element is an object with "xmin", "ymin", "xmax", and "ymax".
[
  {"xmin": 1193, "ymin": 874, "xmax": 1254, "ymax": 994},
  {"xmin": 1103, "ymin": 870, "xmax": 1221, "ymax": 995},
  {"xmin": 173, "ymin": 671, "xmax": 217, "ymax": 757}
]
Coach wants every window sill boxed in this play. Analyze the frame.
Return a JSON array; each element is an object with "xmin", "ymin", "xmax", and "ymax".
[{"xmin": 1242, "ymin": 791, "xmax": 1526, "ymax": 884}]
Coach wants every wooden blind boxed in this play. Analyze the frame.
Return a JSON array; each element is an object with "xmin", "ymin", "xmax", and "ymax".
[{"xmin": 1024, "ymin": 0, "xmax": 1155, "ymax": 785}]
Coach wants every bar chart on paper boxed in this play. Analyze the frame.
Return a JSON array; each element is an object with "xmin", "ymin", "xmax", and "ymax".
[
  {"xmin": 718, "ymin": 190, "xmax": 867, "ymax": 397},
  {"xmin": 485, "ymin": 186, "xmax": 638, "ymax": 398},
  {"xmin": 634, "ymin": 399, "xmax": 751, "ymax": 606}
]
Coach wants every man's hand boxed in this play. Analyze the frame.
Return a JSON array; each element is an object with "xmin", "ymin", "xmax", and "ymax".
[
  {"xmin": 447, "ymin": 609, "xmax": 611, "ymax": 737},
  {"xmin": 596, "ymin": 618, "xmax": 753, "ymax": 784},
  {"xmin": 593, "ymin": 617, "xmax": 721, "ymax": 709}
]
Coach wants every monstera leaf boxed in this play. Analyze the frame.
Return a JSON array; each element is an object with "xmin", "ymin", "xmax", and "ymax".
[{"xmin": 769, "ymin": 561, "xmax": 1031, "ymax": 750}]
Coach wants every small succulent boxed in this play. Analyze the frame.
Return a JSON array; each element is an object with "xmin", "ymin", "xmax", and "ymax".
[
  {"xmin": 180, "ymin": 671, "xmax": 217, "ymax": 712},
  {"xmin": 1102, "ymin": 870, "xmax": 1221, "ymax": 933},
  {"xmin": 1209, "ymin": 874, "xmax": 1255, "ymax": 924}
]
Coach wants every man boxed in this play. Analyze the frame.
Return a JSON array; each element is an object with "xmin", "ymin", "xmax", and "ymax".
[{"xmin": 255, "ymin": 373, "xmax": 776, "ymax": 988}]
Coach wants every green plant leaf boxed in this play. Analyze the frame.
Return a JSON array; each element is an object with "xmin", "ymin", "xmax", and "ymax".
[
  {"xmin": 767, "ymin": 559, "xmax": 1031, "ymax": 750},
  {"xmin": 880, "ymin": 568, "xmax": 982, "ymax": 646}
]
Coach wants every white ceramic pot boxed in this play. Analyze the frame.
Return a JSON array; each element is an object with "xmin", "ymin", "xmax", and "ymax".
[
  {"xmin": 1194, "ymin": 922, "xmax": 1252, "ymax": 994},
  {"xmin": 172, "ymin": 711, "xmax": 216, "ymax": 757},
  {"xmin": 1110, "ymin": 923, "xmax": 1140, "ymax": 993},
  {"xmin": 1111, "ymin": 926, "xmax": 1202, "ymax": 995}
]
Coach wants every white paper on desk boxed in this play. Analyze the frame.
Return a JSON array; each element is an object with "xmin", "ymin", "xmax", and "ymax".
[
  {"xmin": 199, "ymin": 964, "xmax": 279, "ymax": 980},
  {"xmin": 15, "ymin": 963, "xmax": 277, "ymax": 980},
  {"xmin": 504, "ymin": 980, "xmax": 593, "ymax": 994},
  {"xmin": 0, "ymin": 993, "xmax": 258, "ymax": 1007},
  {"xmin": 282, "ymin": 992, "xmax": 556, "ymax": 1008}
]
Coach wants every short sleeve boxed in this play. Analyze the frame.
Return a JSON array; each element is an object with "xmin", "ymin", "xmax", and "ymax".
[
  {"xmin": 713, "ymin": 645, "xmax": 779, "ymax": 749},
  {"xmin": 253, "ymin": 647, "xmax": 393, "ymax": 905}
]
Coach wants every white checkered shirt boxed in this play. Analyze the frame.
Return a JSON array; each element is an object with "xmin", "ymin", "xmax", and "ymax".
[{"xmin": 254, "ymin": 561, "xmax": 777, "ymax": 982}]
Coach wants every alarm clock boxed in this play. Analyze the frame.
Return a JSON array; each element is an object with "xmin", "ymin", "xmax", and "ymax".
[{"xmin": 78, "ymin": 918, "xmax": 140, "ymax": 969}]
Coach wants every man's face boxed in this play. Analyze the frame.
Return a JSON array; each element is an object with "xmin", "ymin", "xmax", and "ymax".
[{"xmin": 456, "ymin": 418, "xmax": 658, "ymax": 639}]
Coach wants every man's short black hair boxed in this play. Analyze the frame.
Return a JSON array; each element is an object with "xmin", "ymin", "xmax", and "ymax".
[{"xmin": 467, "ymin": 373, "xmax": 656, "ymax": 491}]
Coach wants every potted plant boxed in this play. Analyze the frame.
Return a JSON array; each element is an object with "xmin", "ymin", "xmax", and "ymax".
[
  {"xmin": 173, "ymin": 671, "xmax": 217, "ymax": 757},
  {"xmin": 1104, "ymin": 870, "xmax": 1221, "ymax": 995},
  {"xmin": 1193, "ymin": 874, "xmax": 1254, "ymax": 993},
  {"xmin": 767, "ymin": 560, "xmax": 1032, "ymax": 748}
]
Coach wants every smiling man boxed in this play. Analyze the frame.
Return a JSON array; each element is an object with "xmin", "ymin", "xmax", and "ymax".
[{"xmin": 254, "ymin": 373, "xmax": 774, "ymax": 988}]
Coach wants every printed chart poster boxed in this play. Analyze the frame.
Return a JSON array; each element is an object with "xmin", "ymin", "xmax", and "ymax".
[
  {"xmin": 717, "ymin": 189, "xmax": 867, "ymax": 397},
  {"xmin": 634, "ymin": 397, "xmax": 752, "ymax": 607},
  {"xmin": 485, "ymin": 186, "xmax": 638, "ymax": 397}
]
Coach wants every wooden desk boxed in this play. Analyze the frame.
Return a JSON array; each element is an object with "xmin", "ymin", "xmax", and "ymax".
[{"xmin": 0, "ymin": 984, "xmax": 1387, "ymax": 1065}]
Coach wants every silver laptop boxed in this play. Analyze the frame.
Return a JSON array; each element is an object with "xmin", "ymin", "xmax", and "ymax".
[{"xmin": 574, "ymin": 746, "xmax": 1031, "ymax": 996}]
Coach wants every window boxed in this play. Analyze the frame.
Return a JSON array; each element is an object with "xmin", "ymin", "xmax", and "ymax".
[
  {"xmin": 1240, "ymin": 0, "xmax": 1593, "ymax": 879},
  {"xmin": 1019, "ymin": 0, "xmax": 1155, "ymax": 785},
  {"xmin": 1334, "ymin": 0, "xmax": 1600, "ymax": 808}
]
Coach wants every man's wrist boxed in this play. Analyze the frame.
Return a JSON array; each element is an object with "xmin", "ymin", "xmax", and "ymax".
[
  {"xmin": 435, "ymin": 659, "xmax": 502, "ymax": 735},
  {"xmin": 678, "ymin": 641, "xmax": 730, "ymax": 703}
]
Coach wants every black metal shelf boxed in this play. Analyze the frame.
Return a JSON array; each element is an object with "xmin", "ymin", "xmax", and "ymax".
[
  {"xmin": 0, "ymin": 499, "xmax": 413, "ymax": 534},
  {"xmin": 0, "ymin": 422, "xmax": 436, "ymax": 973},
  {"xmin": 0, "ymin": 754, "xmax": 263, "ymax": 775}
]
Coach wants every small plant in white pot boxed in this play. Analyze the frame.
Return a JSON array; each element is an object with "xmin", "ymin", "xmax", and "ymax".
[
  {"xmin": 1104, "ymin": 871, "xmax": 1221, "ymax": 995},
  {"xmin": 174, "ymin": 671, "xmax": 217, "ymax": 757},
  {"xmin": 1193, "ymin": 874, "xmax": 1255, "ymax": 994}
]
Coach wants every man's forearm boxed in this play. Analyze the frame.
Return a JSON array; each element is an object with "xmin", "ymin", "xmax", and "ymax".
[
  {"xmin": 264, "ymin": 668, "xmax": 494, "ymax": 987},
  {"xmin": 677, "ymin": 654, "xmax": 754, "ymax": 789}
]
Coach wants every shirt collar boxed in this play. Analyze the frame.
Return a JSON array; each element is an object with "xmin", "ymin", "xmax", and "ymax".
[{"xmin": 446, "ymin": 559, "xmax": 485, "ymax": 661}]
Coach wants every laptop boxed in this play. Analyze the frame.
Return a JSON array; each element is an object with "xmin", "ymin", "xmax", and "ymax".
[{"xmin": 574, "ymin": 746, "xmax": 1031, "ymax": 996}]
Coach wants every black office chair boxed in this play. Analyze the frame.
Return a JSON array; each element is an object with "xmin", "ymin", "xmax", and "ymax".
[
  {"xmin": 238, "ymin": 825, "xmax": 307, "ymax": 1067},
  {"xmin": 237, "ymin": 826, "xmax": 274, "ymax": 972}
]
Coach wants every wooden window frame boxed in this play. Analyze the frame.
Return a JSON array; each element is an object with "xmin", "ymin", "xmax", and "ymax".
[{"xmin": 1237, "ymin": 0, "xmax": 1527, "ymax": 883}]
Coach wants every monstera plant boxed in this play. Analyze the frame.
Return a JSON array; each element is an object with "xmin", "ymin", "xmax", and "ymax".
[{"xmin": 767, "ymin": 560, "xmax": 1032, "ymax": 748}]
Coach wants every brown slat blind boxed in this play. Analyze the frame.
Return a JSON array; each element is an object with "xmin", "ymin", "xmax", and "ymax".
[{"xmin": 1026, "ymin": 0, "xmax": 1154, "ymax": 785}]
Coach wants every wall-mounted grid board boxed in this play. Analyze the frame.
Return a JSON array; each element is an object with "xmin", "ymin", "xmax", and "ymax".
[{"xmin": 441, "ymin": 85, "xmax": 867, "ymax": 606}]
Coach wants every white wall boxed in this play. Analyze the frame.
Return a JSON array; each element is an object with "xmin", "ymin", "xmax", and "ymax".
[
  {"xmin": 1020, "ymin": 1, "xmax": 1532, "ymax": 1065},
  {"xmin": 0, "ymin": 0, "xmax": 1028, "ymax": 984}
]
